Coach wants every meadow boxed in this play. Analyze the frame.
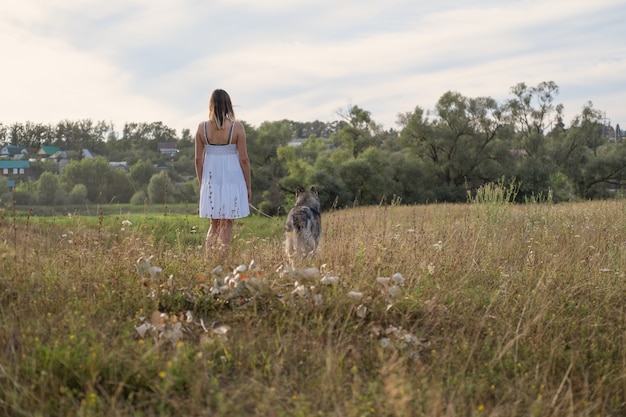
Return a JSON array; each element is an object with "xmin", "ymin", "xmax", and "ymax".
[{"xmin": 1, "ymin": 191, "xmax": 626, "ymax": 416}]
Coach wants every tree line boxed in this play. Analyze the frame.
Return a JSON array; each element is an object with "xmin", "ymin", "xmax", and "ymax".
[{"xmin": 1, "ymin": 81, "xmax": 624, "ymax": 214}]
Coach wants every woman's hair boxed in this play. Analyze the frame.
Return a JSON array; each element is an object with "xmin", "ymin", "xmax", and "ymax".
[{"xmin": 209, "ymin": 89, "xmax": 236, "ymax": 129}]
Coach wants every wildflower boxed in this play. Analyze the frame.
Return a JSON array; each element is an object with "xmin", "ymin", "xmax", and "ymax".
[
  {"xmin": 376, "ymin": 277, "xmax": 391, "ymax": 286},
  {"xmin": 320, "ymin": 275, "xmax": 339, "ymax": 285},
  {"xmin": 313, "ymin": 293, "xmax": 323, "ymax": 306},
  {"xmin": 135, "ymin": 323, "xmax": 151, "ymax": 338},
  {"xmin": 248, "ymin": 259, "xmax": 258, "ymax": 270},
  {"xmin": 380, "ymin": 338, "xmax": 393, "ymax": 349},
  {"xmin": 388, "ymin": 285, "xmax": 402, "ymax": 298},
  {"xmin": 295, "ymin": 267, "xmax": 320, "ymax": 284},
  {"xmin": 161, "ymin": 322, "xmax": 183, "ymax": 346},
  {"xmin": 391, "ymin": 272, "xmax": 405, "ymax": 285},
  {"xmin": 122, "ymin": 219, "xmax": 133, "ymax": 227},
  {"xmin": 347, "ymin": 291, "xmax": 363, "ymax": 299},
  {"xmin": 291, "ymin": 284, "xmax": 308, "ymax": 298},
  {"xmin": 148, "ymin": 266, "xmax": 162, "ymax": 279}
]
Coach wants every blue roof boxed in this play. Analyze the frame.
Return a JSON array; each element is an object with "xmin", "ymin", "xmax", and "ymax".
[
  {"xmin": 39, "ymin": 146, "xmax": 61, "ymax": 155},
  {"xmin": 2, "ymin": 145, "xmax": 27, "ymax": 154},
  {"xmin": 0, "ymin": 160, "xmax": 30, "ymax": 169}
]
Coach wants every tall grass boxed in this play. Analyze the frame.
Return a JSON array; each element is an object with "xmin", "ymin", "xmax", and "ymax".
[{"xmin": 1, "ymin": 192, "xmax": 626, "ymax": 416}]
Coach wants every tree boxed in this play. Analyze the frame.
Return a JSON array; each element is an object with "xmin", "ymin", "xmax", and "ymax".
[
  {"xmin": 0, "ymin": 177, "xmax": 10, "ymax": 204},
  {"xmin": 68, "ymin": 184, "xmax": 88, "ymax": 205},
  {"xmin": 277, "ymin": 146, "xmax": 314, "ymax": 192},
  {"xmin": 36, "ymin": 172, "xmax": 59, "ymax": 205},
  {"xmin": 333, "ymin": 105, "xmax": 381, "ymax": 158},
  {"xmin": 506, "ymin": 81, "xmax": 563, "ymax": 156},
  {"xmin": 147, "ymin": 171, "xmax": 175, "ymax": 204},
  {"xmin": 338, "ymin": 158, "xmax": 376, "ymax": 205},
  {"xmin": 558, "ymin": 103, "xmax": 626, "ymax": 198},
  {"xmin": 121, "ymin": 122, "xmax": 177, "ymax": 154},
  {"xmin": 398, "ymin": 92, "xmax": 512, "ymax": 199},
  {"xmin": 108, "ymin": 170, "xmax": 134, "ymax": 203},
  {"xmin": 129, "ymin": 159, "xmax": 156, "ymax": 190},
  {"xmin": 247, "ymin": 120, "xmax": 292, "ymax": 213},
  {"xmin": 61, "ymin": 157, "xmax": 133, "ymax": 203},
  {"xmin": 0, "ymin": 123, "xmax": 7, "ymax": 146}
]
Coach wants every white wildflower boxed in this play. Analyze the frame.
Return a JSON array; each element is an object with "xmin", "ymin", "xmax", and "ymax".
[
  {"xmin": 161, "ymin": 322, "xmax": 183, "ymax": 346},
  {"xmin": 347, "ymin": 291, "xmax": 363, "ymax": 299},
  {"xmin": 388, "ymin": 285, "xmax": 402, "ymax": 298},
  {"xmin": 379, "ymin": 338, "xmax": 393, "ymax": 349},
  {"xmin": 376, "ymin": 277, "xmax": 391, "ymax": 286},
  {"xmin": 391, "ymin": 272, "xmax": 405, "ymax": 285},
  {"xmin": 291, "ymin": 284, "xmax": 308, "ymax": 298},
  {"xmin": 320, "ymin": 275, "xmax": 339, "ymax": 285},
  {"xmin": 147, "ymin": 266, "xmax": 162, "ymax": 279},
  {"xmin": 313, "ymin": 293, "xmax": 323, "ymax": 306},
  {"xmin": 135, "ymin": 323, "xmax": 151, "ymax": 338},
  {"xmin": 212, "ymin": 325, "xmax": 230, "ymax": 337},
  {"xmin": 356, "ymin": 304, "xmax": 368, "ymax": 318},
  {"xmin": 297, "ymin": 267, "xmax": 320, "ymax": 283}
]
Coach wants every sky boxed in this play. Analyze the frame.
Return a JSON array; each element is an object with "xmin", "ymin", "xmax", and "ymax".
[{"xmin": 1, "ymin": 0, "xmax": 625, "ymax": 135}]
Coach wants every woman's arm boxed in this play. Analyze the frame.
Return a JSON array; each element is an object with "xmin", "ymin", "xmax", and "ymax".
[
  {"xmin": 194, "ymin": 123, "xmax": 205, "ymax": 186},
  {"xmin": 235, "ymin": 122, "xmax": 252, "ymax": 202}
]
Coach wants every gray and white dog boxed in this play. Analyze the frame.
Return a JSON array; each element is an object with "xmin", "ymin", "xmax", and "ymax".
[{"xmin": 285, "ymin": 186, "xmax": 321, "ymax": 265}]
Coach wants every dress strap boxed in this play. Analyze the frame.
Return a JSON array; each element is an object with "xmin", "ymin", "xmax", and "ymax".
[
  {"xmin": 228, "ymin": 121, "xmax": 235, "ymax": 144},
  {"xmin": 203, "ymin": 122, "xmax": 209, "ymax": 146}
]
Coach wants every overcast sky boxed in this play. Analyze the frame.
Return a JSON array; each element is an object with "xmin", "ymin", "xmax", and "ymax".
[{"xmin": 2, "ymin": 0, "xmax": 625, "ymax": 135}]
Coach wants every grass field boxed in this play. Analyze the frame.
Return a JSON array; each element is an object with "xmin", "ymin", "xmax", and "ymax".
[{"xmin": 1, "ymin": 195, "xmax": 626, "ymax": 416}]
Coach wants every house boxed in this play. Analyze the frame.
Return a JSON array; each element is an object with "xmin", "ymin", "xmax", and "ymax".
[
  {"xmin": 50, "ymin": 149, "xmax": 95, "ymax": 171},
  {"xmin": 110, "ymin": 161, "xmax": 129, "ymax": 170},
  {"xmin": 0, "ymin": 145, "xmax": 28, "ymax": 159},
  {"xmin": 38, "ymin": 146, "xmax": 62, "ymax": 158},
  {"xmin": 0, "ymin": 160, "xmax": 30, "ymax": 178},
  {"xmin": 157, "ymin": 142, "xmax": 179, "ymax": 157}
]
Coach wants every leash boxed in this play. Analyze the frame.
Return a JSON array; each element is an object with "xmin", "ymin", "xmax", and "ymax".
[{"xmin": 249, "ymin": 203, "xmax": 276, "ymax": 219}]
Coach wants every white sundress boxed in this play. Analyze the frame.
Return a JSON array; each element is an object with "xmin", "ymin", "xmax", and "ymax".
[{"xmin": 199, "ymin": 121, "xmax": 250, "ymax": 219}]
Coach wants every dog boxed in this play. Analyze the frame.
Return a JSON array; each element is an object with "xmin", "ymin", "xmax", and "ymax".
[{"xmin": 285, "ymin": 186, "xmax": 322, "ymax": 266}]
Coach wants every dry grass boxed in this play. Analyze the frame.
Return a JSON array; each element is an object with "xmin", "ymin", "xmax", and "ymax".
[{"xmin": 1, "ymin": 199, "xmax": 626, "ymax": 416}]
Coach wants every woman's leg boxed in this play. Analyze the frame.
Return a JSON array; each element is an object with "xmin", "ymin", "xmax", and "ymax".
[
  {"xmin": 205, "ymin": 219, "xmax": 221, "ymax": 257},
  {"xmin": 218, "ymin": 219, "xmax": 234, "ymax": 247}
]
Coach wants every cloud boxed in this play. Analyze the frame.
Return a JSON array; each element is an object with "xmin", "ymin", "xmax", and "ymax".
[
  {"xmin": 0, "ymin": 16, "xmax": 185, "ymax": 130},
  {"xmin": 1, "ymin": 0, "xmax": 625, "ymax": 133}
]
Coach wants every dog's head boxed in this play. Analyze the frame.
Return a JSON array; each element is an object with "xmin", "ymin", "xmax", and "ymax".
[{"xmin": 294, "ymin": 186, "xmax": 320, "ymax": 212}]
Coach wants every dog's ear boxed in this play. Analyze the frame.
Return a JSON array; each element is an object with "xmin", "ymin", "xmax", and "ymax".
[
  {"xmin": 309, "ymin": 186, "xmax": 318, "ymax": 197},
  {"xmin": 295, "ymin": 186, "xmax": 304, "ymax": 196}
]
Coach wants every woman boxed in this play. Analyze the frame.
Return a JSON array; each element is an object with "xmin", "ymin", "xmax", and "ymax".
[{"xmin": 195, "ymin": 89, "xmax": 251, "ymax": 257}]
